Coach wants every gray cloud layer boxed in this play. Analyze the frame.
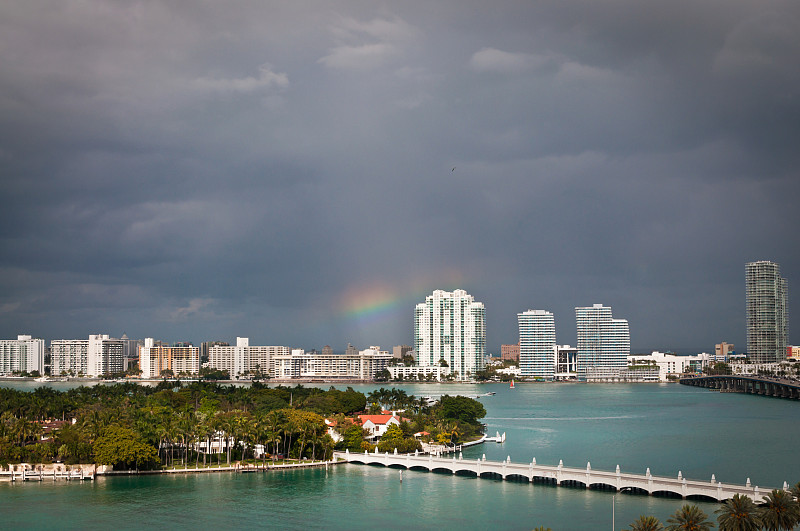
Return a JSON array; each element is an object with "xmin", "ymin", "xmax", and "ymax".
[{"xmin": 1, "ymin": 1, "xmax": 798, "ymax": 353}]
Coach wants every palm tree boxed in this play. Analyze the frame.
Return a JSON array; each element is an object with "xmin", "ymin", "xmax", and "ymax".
[
  {"xmin": 758, "ymin": 489, "xmax": 800, "ymax": 531},
  {"xmin": 665, "ymin": 504, "xmax": 714, "ymax": 531},
  {"xmin": 715, "ymin": 494, "xmax": 762, "ymax": 531},
  {"xmin": 789, "ymin": 482, "xmax": 800, "ymax": 501},
  {"xmin": 629, "ymin": 515, "xmax": 664, "ymax": 530}
]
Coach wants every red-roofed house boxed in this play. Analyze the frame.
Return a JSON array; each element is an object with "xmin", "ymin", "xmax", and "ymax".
[{"xmin": 357, "ymin": 414, "xmax": 406, "ymax": 440}]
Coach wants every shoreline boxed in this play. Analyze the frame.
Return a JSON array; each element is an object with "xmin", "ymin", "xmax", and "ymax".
[{"xmin": 0, "ymin": 459, "xmax": 345, "ymax": 482}]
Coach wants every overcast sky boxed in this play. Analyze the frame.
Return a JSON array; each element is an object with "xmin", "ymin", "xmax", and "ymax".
[{"xmin": 1, "ymin": 1, "xmax": 798, "ymax": 354}]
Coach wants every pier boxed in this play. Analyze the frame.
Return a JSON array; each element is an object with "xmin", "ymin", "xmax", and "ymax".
[
  {"xmin": 680, "ymin": 375, "xmax": 800, "ymax": 400},
  {"xmin": 335, "ymin": 450, "xmax": 781, "ymax": 502}
]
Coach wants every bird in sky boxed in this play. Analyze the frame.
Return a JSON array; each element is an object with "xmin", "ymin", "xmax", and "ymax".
[{"xmin": 451, "ymin": 167, "xmax": 456, "ymax": 172}]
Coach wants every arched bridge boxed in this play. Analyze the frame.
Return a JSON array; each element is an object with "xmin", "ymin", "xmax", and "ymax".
[
  {"xmin": 335, "ymin": 450, "xmax": 780, "ymax": 502},
  {"xmin": 680, "ymin": 375, "xmax": 800, "ymax": 400}
]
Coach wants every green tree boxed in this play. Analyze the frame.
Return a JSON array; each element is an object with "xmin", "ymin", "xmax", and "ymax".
[
  {"xmin": 758, "ymin": 489, "xmax": 800, "ymax": 531},
  {"xmin": 629, "ymin": 516, "xmax": 664, "ymax": 531},
  {"xmin": 93, "ymin": 425, "xmax": 159, "ymax": 471},
  {"xmin": 437, "ymin": 395, "xmax": 486, "ymax": 424},
  {"xmin": 715, "ymin": 494, "xmax": 762, "ymax": 531},
  {"xmin": 665, "ymin": 504, "xmax": 714, "ymax": 531}
]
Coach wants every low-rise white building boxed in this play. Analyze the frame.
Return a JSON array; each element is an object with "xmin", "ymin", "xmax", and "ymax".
[
  {"xmin": 627, "ymin": 351, "xmax": 711, "ymax": 382},
  {"xmin": 272, "ymin": 347, "xmax": 393, "ymax": 380},
  {"xmin": 0, "ymin": 335, "xmax": 45, "ymax": 375},
  {"xmin": 388, "ymin": 365, "xmax": 449, "ymax": 381}
]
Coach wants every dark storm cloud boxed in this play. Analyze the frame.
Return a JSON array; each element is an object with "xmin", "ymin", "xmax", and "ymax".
[{"xmin": 1, "ymin": 0, "xmax": 798, "ymax": 352}]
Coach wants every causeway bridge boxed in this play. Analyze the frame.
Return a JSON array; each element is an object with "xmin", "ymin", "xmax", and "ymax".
[
  {"xmin": 680, "ymin": 375, "xmax": 800, "ymax": 400},
  {"xmin": 335, "ymin": 450, "xmax": 780, "ymax": 502}
]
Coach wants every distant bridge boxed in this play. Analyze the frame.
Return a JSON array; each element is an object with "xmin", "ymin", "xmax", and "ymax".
[
  {"xmin": 680, "ymin": 375, "xmax": 800, "ymax": 400},
  {"xmin": 335, "ymin": 450, "xmax": 781, "ymax": 502}
]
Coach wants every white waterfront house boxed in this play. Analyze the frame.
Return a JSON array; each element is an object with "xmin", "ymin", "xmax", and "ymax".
[{"xmin": 358, "ymin": 414, "xmax": 403, "ymax": 440}]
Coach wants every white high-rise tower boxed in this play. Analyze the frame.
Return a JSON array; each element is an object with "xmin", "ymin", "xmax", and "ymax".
[
  {"xmin": 576, "ymin": 304, "xmax": 630, "ymax": 381},
  {"xmin": 746, "ymin": 261, "xmax": 788, "ymax": 363},
  {"xmin": 415, "ymin": 289, "xmax": 485, "ymax": 381},
  {"xmin": 518, "ymin": 310, "xmax": 556, "ymax": 380}
]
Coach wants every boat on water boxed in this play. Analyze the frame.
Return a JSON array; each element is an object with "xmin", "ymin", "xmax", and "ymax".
[{"xmin": 509, "ymin": 380, "xmax": 515, "ymax": 389}]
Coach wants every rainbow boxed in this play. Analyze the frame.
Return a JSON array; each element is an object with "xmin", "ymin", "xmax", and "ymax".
[{"xmin": 340, "ymin": 270, "xmax": 466, "ymax": 326}]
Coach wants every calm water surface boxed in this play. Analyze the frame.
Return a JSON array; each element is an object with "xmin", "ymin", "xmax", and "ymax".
[{"xmin": 1, "ymin": 381, "xmax": 798, "ymax": 530}]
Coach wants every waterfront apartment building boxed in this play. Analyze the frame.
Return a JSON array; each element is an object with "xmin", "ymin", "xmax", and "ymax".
[
  {"xmin": 208, "ymin": 338, "xmax": 289, "ymax": 378},
  {"xmin": 746, "ymin": 261, "xmax": 788, "ymax": 363},
  {"xmin": 387, "ymin": 364, "xmax": 449, "ymax": 381},
  {"xmin": 576, "ymin": 304, "xmax": 630, "ymax": 381},
  {"xmin": 628, "ymin": 351, "xmax": 711, "ymax": 382},
  {"xmin": 51, "ymin": 334, "xmax": 123, "ymax": 377},
  {"xmin": 788, "ymin": 346, "xmax": 800, "ymax": 360},
  {"xmin": 501, "ymin": 343, "xmax": 520, "ymax": 362},
  {"xmin": 139, "ymin": 338, "xmax": 200, "ymax": 378},
  {"xmin": 271, "ymin": 347, "xmax": 393, "ymax": 380},
  {"xmin": 0, "ymin": 335, "xmax": 45, "ymax": 375},
  {"xmin": 414, "ymin": 289, "xmax": 486, "ymax": 381},
  {"xmin": 555, "ymin": 345, "xmax": 578, "ymax": 380},
  {"xmin": 518, "ymin": 310, "xmax": 556, "ymax": 380}
]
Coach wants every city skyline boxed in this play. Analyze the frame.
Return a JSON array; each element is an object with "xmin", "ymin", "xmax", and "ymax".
[{"xmin": 1, "ymin": 2, "xmax": 798, "ymax": 354}]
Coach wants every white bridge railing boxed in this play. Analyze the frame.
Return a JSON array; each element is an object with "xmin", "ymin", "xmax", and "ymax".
[{"xmin": 335, "ymin": 450, "xmax": 781, "ymax": 502}]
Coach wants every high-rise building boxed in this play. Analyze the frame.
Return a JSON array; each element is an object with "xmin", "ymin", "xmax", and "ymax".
[
  {"xmin": 501, "ymin": 343, "xmax": 520, "ymax": 362},
  {"xmin": 714, "ymin": 342, "xmax": 735, "ymax": 360},
  {"xmin": 139, "ymin": 338, "xmax": 200, "ymax": 378},
  {"xmin": 575, "ymin": 304, "xmax": 630, "ymax": 381},
  {"xmin": 51, "ymin": 334, "xmax": 123, "ymax": 377},
  {"xmin": 414, "ymin": 289, "xmax": 486, "ymax": 381},
  {"xmin": 518, "ymin": 310, "xmax": 556, "ymax": 380},
  {"xmin": 208, "ymin": 337, "xmax": 289, "ymax": 378},
  {"xmin": 393, "ymin": 345, "xmax": 413, "ymax": 359},
  {"xmin": 746, "ymin": 261, "xmax": 788, "ymax": 363},
  {"xmin": 0, "ymin": 335, "xmax": 45, "ymax": 375}
]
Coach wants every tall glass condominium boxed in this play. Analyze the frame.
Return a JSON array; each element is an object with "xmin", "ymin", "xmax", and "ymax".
[
  {"xmin": 518, "ymin": 310, "xmax": 556, "ymax": 380},
  {"xmin": 575, "ymin": 304, "xmax": 630, "ymax": 380},
  {"xmin": 746, "ymin": 261, "xmax": 788, "ymax": 363},
  {"xmin": 414, "ymin": 289, "xmax": 486, "ymax": 381}
]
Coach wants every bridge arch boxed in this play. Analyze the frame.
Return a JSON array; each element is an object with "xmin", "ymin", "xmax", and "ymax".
[
  {"xmin": 687, "ymin": 494, "xmax": 719, "ymax": 503},
  {"xmin": 560, "ymin": 479, "xmax": 587, "ymax": 489},
  {"xmin": 505, "ymin": 473, "xmax": 530, "ymax": 483},
  {"xmin": 479, "ymin": 471, "xmax": 503, "ymax": 480},
  {"xmin": 589, "ymin": 482, "xmax": 617, "ymax": 491},
  {"xmin": 652, "ymin": 489, "xmax": 683, "ymax": 499},
  {"xmin": 454, "ymin": 469, "xmax": 478, "ymax": 478},
  {"xmin": 431, "ymin": 467, "xmax": 452, "ymax": 475}
]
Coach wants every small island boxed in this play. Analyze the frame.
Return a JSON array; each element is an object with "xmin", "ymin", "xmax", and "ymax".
[{"xmin": 0, "ymin": 382, "xmax": 486, "ymax": 476}]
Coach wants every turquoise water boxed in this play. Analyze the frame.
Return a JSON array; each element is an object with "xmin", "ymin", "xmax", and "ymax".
[{"xmin": 2, "ymin": 381, "xmax": 798, "ymax": 529}]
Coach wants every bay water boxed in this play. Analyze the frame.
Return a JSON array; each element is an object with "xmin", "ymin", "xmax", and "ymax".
[{"xmin": 1, "ymin": 381, "xmax": 798, "ymax": 529}]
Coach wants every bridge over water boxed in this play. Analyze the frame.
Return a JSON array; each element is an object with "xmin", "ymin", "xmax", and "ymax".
[
  {"xmin": 335, "ymin": 450, "xmax": 781, "ymax": 503},
  {"xmin": 680, "ymin": 375, "xmax": 800, "ymax": 400}
]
